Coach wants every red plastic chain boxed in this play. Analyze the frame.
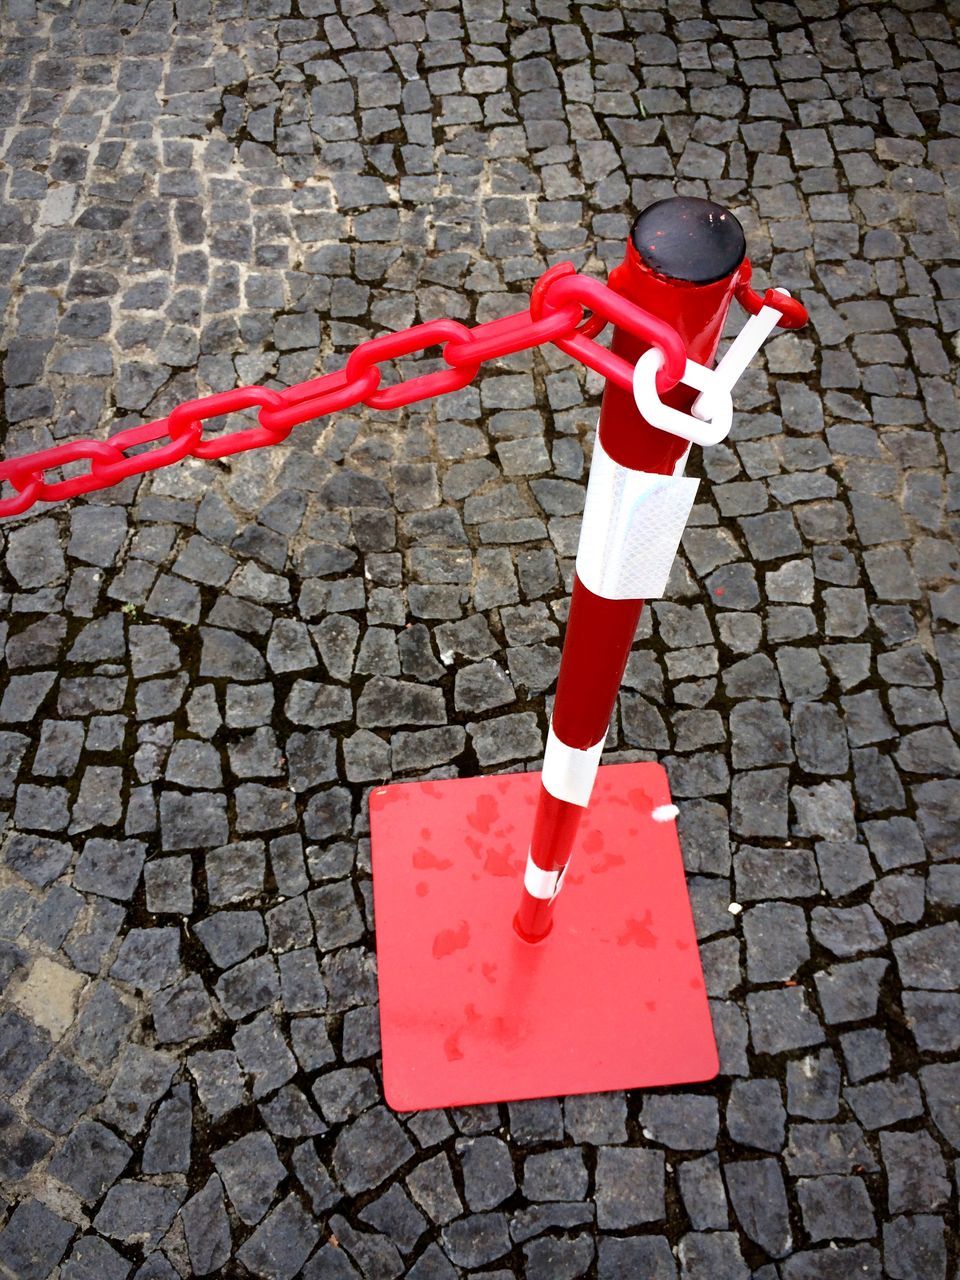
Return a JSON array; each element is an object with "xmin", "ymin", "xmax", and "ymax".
[
  {"xmin": 529, "ymin": 263, "xmax": 688, "ymax": 395},
  {"xmin": 0, "ymin": 262, "xmax": 806, "ymax": 519}
]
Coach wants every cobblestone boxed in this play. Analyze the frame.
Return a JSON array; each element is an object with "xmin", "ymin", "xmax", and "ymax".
[{"xmin": 0, "ymin": 1, "xmax": 956, "ymax": 1275}]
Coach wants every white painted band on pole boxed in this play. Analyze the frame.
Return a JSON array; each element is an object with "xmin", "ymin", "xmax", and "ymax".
[
  {"xmin": 575, "ymin": 432, "xmax": 699, "ymax": 601},
  {"xmin": 523, "ymin": 852, "xmax": 562, "ymax": 900},
  {"xmin": 541, "ymin": 723, "xmax": 605, "ymax": 807}
]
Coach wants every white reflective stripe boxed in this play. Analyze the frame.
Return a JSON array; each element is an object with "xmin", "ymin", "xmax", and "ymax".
[
  {"xmin": 523, "ymin": 852, "xmax": 562, "ymax": 900},
  {"xmin": 541, "ymin": 722, "xmax": 605, "ymax": 807},
  {"xmin": 575, "ymin": 432, "xmax": 699, "ymax": 601},
  {"xmin": 552, "ymin": 862, "xmax": 569, "ymax": 900}
]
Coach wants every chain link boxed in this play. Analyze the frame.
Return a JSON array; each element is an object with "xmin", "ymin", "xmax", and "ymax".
[{"xmin": 0, "ymin": 258, "xmax": 805, "ymax": 519}]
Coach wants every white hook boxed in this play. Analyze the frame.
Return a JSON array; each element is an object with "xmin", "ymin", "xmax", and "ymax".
[
  {"xmin": 632, "ymin": 352, "xmax": 733, "ymax": 448},
  {"xmin": 631, "ymin": 288, "xmax": 792, "ymax": 450},
  {"xmin": 692, "ymin": 289, "xmax": 792, "ymax": 423}
]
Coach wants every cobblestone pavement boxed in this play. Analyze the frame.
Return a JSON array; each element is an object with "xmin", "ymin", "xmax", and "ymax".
[{"xmin": 0, "ymin": 0, "xmax": 959, "ymax": 1276}]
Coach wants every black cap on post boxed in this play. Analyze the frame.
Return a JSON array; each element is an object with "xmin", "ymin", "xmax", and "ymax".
[{"xmin": 630, "ymin": 196, "xmax": 746, "ymax": 286}]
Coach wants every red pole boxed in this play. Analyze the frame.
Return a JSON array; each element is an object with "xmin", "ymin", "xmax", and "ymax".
[{"xmin": 515, "ymin": 196, "xmax": 748, "ymax": 942}]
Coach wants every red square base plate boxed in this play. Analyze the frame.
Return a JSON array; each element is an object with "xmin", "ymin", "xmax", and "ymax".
[{"xmin": 370, "ymin": 762, "xmax": 718, "ymax": 1111}]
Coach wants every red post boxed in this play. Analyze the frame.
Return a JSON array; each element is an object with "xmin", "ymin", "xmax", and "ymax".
[{"xmin": 515, "ymin": 196, "xmax": 749, "ymax": 942}]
